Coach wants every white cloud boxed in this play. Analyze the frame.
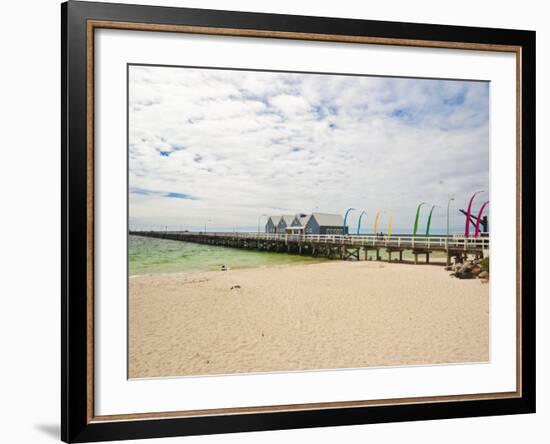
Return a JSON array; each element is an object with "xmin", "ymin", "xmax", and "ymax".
[{"xmin": 129, "ymin": 65, "xmax": 489, "ymax": 233}]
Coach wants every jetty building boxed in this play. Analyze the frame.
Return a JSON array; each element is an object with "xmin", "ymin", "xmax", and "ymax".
[{"xmin": 265, "ymin": 213, "xmax": 348, "ymax": 235}]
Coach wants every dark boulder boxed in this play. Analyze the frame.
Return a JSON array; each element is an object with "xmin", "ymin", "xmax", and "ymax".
[{"xmin": 456, "ymin": 270, "xmax": 474, "ymax": 279}]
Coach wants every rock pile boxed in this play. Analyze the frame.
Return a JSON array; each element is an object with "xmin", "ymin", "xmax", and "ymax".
[{"xmin": 446, "ymin": 258, "xmax": 489, "ymax": 281}]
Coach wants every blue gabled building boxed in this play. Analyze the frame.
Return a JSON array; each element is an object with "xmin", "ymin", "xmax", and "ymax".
[
  {"xmin": 305, "ymin": 213, "xmax": 347, "ymax": 235},
  {"xmin": 265, "ymin": 216, "xmax": 280, "ymax": 233}
]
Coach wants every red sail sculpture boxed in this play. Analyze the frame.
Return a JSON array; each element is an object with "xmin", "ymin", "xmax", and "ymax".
[
  {"xmin": 474, "ymin": 201, "xmax": 489, "ymax": 237},
  {"xmin": 465, "ymin": 190, "xmax": 485, "ymax": 237}
]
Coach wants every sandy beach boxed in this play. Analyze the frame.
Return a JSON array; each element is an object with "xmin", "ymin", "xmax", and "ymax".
[{"xmin": 129, "ymin": 261, "xmax": 489, "ymax": 378}]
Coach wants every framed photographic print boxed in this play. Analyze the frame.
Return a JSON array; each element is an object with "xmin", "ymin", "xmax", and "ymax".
[{"xmin": 61, "ymin": 1, "xmax": 536, "ymax": 442}]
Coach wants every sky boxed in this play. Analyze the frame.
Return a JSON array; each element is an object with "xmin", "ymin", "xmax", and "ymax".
[{"xmin": 128, "ymin": 65, "xmax": 490, "ymax": 234}]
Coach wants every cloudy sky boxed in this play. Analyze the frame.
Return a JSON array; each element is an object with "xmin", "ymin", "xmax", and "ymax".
[{"xmin": 128, "ymin": 65, "xmax": 489, "ymax": 234}]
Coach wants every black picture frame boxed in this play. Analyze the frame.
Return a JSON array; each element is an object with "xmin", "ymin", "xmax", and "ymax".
[{"xmin": 62, "ymin": 1, "xmax": 536, "ymax": 442}]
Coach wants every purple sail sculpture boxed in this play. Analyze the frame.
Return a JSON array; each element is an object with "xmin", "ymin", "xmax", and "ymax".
[
  {"xmin": 465, "ymin": 190, "xmax": 485, "ymax": 237},
  {"xmin": 474, "ymin": 201, "xmax": 489, "ymax": 237}
]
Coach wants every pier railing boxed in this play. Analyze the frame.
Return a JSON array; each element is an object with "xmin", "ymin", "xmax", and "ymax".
[{"xmin": 148, "ymin": 231, "xmax": 489, "ymax": 251}]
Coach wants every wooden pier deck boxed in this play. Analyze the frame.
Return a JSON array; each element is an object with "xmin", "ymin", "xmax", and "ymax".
[{"xmin": 131, "ymin": 231, "xmax": 490, "ymax": 265}]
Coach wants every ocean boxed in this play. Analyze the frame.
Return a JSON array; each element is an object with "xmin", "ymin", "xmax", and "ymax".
[{"xmin": 129, "ymin": 235, "xmax": 327, "ymax": 276}]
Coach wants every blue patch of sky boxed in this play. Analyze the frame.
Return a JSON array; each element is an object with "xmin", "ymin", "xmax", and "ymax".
[
  {"xmin": 354, "ymin": 103, "xmax": 369, "ymax": 112},
  {"xmin": 388, "ymin": 81, "xmax": 488, "ymax": 129},
  {"xmin": 165, "ymin": 192, "xmax": 196, "ymax": 200},
  {"xmin": 235, "ymin": 90, "xmax": 271, "ymax": 107},
  {"xmin": 379, "ymin": 95, "xmax": 398, "ymax": 104},
  {"xmin": 130, "ymin": 187, "xmax": 154, "ymax": 196},
  {"xmin": 130, "ymin": 187, "xmax": 197, "ymax": 200},
  {"xmin": 311, "ymin": 105, "xmax": 326, "ymax": 120},
  {"xmin": 312, "ymin": 101, "xmax": 339, "ymax": 121},
  {"xmin": 271, "ymin": 137, "xmax": 289, "ymax": 145},
  {"xmin": 390, "ymin": 108, "xmax": 416, "ymax": 123},
  {"xmin": 194, "ymin": 154, "xmax": 203, "ymax": 163},
  {"xmin": 443, "ymin": 90, "xmax": 466, "ymax": 106},
  {"xmin": 156, "ymin": 144, "xmax": 186, "ymax": 157}
]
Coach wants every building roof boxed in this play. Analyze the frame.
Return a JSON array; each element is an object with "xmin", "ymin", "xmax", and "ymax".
[
  {"xmin": 279, "ymin": 215, "xmax": 294, "ymax": 226},
  {"xmin": 293, "ymin": 213, "xmax": 311, "ymax": 226},
  {"xmin": 309, "ymin": 213, "xmax": 344, "ymax": 226},
  {"xmin": 267, "ymin": 216, "xmax": 280, "ymax": 225}
]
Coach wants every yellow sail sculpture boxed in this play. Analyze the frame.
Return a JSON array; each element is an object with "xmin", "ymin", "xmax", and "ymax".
[
  {"xmin": 373, "ymin": 210, "xmax": 386, "ymax": 234},
  {"xmin": 387, "ymin": 210, "xmax": 394, "ymax": 237}
]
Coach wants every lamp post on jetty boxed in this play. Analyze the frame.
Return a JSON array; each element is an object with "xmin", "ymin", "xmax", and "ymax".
[
  {"xmin": 203, "ymin": 219, "xmax": 211, "ymax": 233},
  {"xmin": 446, "ymin": 197, "xmax": 455, "ymax": 250},
  {"xmin": 257, "ymin": 214, "xmax": 268, "ymax": 234}
]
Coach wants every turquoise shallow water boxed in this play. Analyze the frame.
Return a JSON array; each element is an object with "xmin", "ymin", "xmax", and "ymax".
[{"xmin": 129, "ymin": 235, "xmax": 327, "ymax": 276}]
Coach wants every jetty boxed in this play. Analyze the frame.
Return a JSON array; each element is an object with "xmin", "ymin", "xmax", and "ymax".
[{"xmin": 131, "ymin": 231, "xmax": 489, "ymax": 265}]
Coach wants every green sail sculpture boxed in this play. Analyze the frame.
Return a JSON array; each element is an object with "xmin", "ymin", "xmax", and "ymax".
[
  {"xmin": 356, "ymin": 211, "xmax": 367, "ymax": 235},
  {"xmin": 425, "ymin": 205, "xmax": 438, "ymax": 236},
  {"xmin": 413, "ymin": 202, "xmax": 427, "ymax": 236},
  {"xmin": 342, "ymin": 208, "xmax": 355, "ymax": 235}
]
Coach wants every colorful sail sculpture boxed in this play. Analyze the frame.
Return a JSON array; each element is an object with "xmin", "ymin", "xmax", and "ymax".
[
  {"xmin": 374, "ymin": 210, "xmax": 385, "ymax": 234},
  {"xmin": 465, "ymin": 190, "xmax": 485, "ymax": 237},
  {"xmin": 343, "ymin": 208, "xmax": 355, "ymax": 235},
  {"xmin": 474, "ymin": 201, "xmax": 489, "ymax": 237},
  {"xmin": 387, "ymin": 210, "xmax": 394, "ymax": 237},
  {"xmin": 413, "ymin": 202, "xmax": 427, "ymax": 236},
  {"xmin": 425, "ymin": 205, "xmax": 438, "ymax": 236},
  {"xmin": 356, "ymin": 211, "xmax": 367, "ymax": 235}
]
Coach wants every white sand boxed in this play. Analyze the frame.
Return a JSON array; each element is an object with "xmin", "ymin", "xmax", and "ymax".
[{"xmin": 128, "ymin": 261, "xmax": 488, "ymax": 378}]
